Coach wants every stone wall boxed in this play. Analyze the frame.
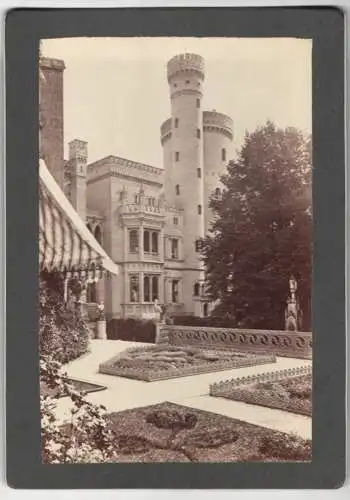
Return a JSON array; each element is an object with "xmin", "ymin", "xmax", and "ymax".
[{"xmin": 157, "ymin": 325, "xmax": 312, "ymax": 359}]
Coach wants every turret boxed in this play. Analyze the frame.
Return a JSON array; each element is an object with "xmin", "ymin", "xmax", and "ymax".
[{"xmin": 67, "ymin": 139, "xmax": 88, "ymax": 222}]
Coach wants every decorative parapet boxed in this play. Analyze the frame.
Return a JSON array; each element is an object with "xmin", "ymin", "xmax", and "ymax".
[
  {"xmin": 203, "ymin": 111, "xmax": 233, "ymax": 140},
  {"xmin": 119, "ymin": 202, "xmax": 165, "ymax": 216},
  {"xmin": 167, "ymin": 53, "xmax": 205, "ymax": 82},
  {"xmin": 157, "ymin": 325, "xmax": 312, "ymax": 359},
  {"xmin": 210, "ymin": 365, "xmax": 312, "ymax": 395}
]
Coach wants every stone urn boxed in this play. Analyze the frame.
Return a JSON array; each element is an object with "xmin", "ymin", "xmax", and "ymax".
[{"xmin": 96, "ymin": 302, "xmax": 107, "ymax": 340}]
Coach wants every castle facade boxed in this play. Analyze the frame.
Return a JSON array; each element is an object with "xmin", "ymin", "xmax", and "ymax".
[{"xmin": 40, "ymin": 53, "xmax": 233, "ymax": 320}]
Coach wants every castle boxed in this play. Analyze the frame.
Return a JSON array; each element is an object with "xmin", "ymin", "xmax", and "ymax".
[{"xmin": 40, "ymin": 53, "xmax": 233, "ymax": 320}]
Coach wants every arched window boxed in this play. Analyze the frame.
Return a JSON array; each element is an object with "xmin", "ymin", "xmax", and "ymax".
[
  {"xmin": 194, "ymin": 283, "xmax": 200, "ymax": 297},
  {"xmin": 175, "ymin": 184, "xmax": 180, "ymax": 195},
  {"xmin": 144, "ymin": 230, "xmax": 150, "ymax": 253},
  {"xmin": 221, "ymin": 148, "xmax": 227, "ymax": 162},
  {"xmin": 94, "ymin": 225, "xmax": 102, "ymax": 245},
  {"xmin": 198, "ymin": 204, "xmax": 202, "ymax": 215},
  {"xmin": 152, "ymin": 232, "xmax": 158, "ymax": 254}
]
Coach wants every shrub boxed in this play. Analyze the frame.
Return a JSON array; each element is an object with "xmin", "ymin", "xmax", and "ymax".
[
  {"xmin": 40, "ymin": 355, "xmax": 117, "ymax": 463},
  {"xmin": 107, "ymin": 318, "xmax": 156, "ymax": 343},
  {"xmin": 259, "ymin": 433, "xmax": 312, "ymax": 461},
  {"xmin": 39, "ymin": 270, "xmax": 90, "ymax": 364}
]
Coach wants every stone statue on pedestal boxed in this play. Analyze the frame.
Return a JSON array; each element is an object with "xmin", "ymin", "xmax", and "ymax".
[{"xmin": 285, "ymin": 276, "xmax": 300, "ymax": 331}]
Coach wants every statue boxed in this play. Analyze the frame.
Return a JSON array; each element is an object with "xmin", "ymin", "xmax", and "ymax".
[
  {"xmin": 285, "ymin": 276, "xmax": 299, "ymax": 331},
  {"xmin": 97, "ymin": 301, "xmax": 105, "ymax": 321},
  {"xmin": 154, "ymin": 299, "xmax": 167, "ymax": 323}
]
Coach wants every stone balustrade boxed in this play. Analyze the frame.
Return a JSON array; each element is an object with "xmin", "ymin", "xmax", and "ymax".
[{"xmin": 157, "ymin": 325, "xmax": 312, "ymax": 359}]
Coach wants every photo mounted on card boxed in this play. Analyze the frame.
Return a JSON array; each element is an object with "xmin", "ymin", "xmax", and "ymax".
[{"xmin": 6, "ymin": 7, "xmax": 346, "ymax": 489}]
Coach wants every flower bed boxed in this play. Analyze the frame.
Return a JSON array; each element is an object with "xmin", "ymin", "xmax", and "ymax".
[
  {"xmin": 108, "ymin": 402, "xmax": 312, "ymax": 462},
  {"xmin": 98, "ymin": 345, "xmax": 276, "ymax": 381},
  {"xmin": 211, "ymin": 370, "xmax": 312, "ymax": 416}
]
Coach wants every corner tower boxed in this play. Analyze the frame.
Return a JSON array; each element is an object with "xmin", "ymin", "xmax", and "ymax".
[{"xmin": 162, "ymin": 53, "xmax": 206, "ymax": 314}]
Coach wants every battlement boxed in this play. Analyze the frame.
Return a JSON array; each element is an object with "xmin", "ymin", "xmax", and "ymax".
[
  {"xmin": 167, "ymin": 53, "xmax": 205, "ymax": 82},
  {"xmin": 203, "ymin": 111, "xmax": 233, "ymax": 140},
  {"xmin": 39, "ymin": 57, "xmax": 65, "ymax": 71},
  {"xmin": 69, "ymin": 139, "xmax": 88, "ymax": 161}
]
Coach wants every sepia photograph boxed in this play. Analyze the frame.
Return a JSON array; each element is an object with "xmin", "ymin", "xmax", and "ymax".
[{"xmin": 39, "ymin": 36, "xmax": 313, "ymax": 464}]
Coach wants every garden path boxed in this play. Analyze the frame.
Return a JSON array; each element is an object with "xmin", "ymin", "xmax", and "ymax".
[{"xmin": 55, "ymin": 339, "xmax": 312, "ymax": 439}]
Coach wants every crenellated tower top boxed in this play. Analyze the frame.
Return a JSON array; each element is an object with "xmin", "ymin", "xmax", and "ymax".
[{"xmin": 167, "ymin": 53, "xmax": 205, "ymax": 83}]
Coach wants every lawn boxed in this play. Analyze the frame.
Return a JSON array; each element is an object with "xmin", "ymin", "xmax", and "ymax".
[
  {"xmin": 108, "ymin": 402, "xmax": 312, "ymax": 462},
  {"xmin": 98, "ymin": 345, "xmax": 276, "ymax": 381},
  {"xmin": 211, "ymin": 374, "xmax": 312, "ymax": 416}
]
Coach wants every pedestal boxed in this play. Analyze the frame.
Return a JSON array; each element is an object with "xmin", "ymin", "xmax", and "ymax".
[{"xmin": 96, "ymin": 319, "xmax": 107, "ymax": 340}]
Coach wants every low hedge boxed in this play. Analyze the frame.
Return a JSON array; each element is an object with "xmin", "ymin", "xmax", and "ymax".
[
  {"xmin": 172, "ymin": 315, "xmax": 237, "ymax": 328},
  {"xmin": 107, "ymin": 318, "xmax": 156, "ymax": 343}
]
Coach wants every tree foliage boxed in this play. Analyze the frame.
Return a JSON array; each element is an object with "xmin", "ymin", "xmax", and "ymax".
[{"xmin": 202, "ymin": 122, "xmax": 312, "ymax": 331}]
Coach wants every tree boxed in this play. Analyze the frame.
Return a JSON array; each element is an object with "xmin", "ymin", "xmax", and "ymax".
[{"xmin": 202, "ymin": 122, "xmax": 312, "ymax": 331}]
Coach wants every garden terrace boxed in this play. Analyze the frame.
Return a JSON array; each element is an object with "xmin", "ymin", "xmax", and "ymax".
[
  {"xmin": 98, "ymin": 345, "xmax": 276, "ymax": 382},
  {"xmin": 210, "ymin": 366, "xmax": 312, "ymax": 416},
  {"xmin": 108, "ymin": 402, "xmax": 312, "ymax": 462}
]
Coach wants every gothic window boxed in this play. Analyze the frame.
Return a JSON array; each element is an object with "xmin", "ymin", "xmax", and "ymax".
[
  {"xmin": 171, "ymin": 238, "xmax": 179, "ymax": 259},
  {"xmin": 129, "ymin": 229, "xmax": 139, "ymax": 253},
  {"xmin": 175, "ymin": 151, "xmax": 180, "ymax": 162},
  {"xmin": 175, "ymin": 118, "xmax": 179, "ymax": 128},
  {"xmin": 175, "ymin": 184, "xmax": 180, "ymax": 195},
  {"xmin": 94, "ymin": 225, "xmax": 102, "ymax": 245},
  {"xmin": 130, "ymin": 275, "xmax": 139, "ymax": 302},
  {"xmin": 197, "ymin": 128, "xmax": 201, "ymax": 139},
  {"xmin": 197, "ymin": 168, "xmax": 202, "ymax": 178},
  {"xmin": 152, "ymin": 231, "xmax": 158, "ymax": 254},
  {"xmin": 198, "ymin": 204, "xmax": 202, "ymax": 215},
  {"xmin": 144, "ymin": 230, "xmax": 150, "ymax": 253},
  {"xmin": 171, "ymin": 280, "xmax": 179, "ymax": 303},
  {"xmin": 222, "ymin": 148, "xmax": 227, "ymax": 162},
  {"xmin": 194, "ymin": 283, "xmax": 200, "ymax": 297}
]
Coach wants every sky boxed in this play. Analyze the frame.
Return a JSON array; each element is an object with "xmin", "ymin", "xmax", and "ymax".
[{"xmin": 42, "ymin": 37, "xmax": 312, "ymax": 167}]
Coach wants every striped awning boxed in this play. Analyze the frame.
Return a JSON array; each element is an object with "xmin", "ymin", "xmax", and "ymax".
[{"xmin": 39, "ymin": 159, "xmax": 118, "ymax": 278}]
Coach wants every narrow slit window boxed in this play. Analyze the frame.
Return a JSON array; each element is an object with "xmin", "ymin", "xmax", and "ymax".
[
  {"xmin": 198, "ymin": 204, "xmax": 202, "ymax": 215},
  {"xmin": 222, "ymin": 148, "xmax": 227, "ymax": 162},
  {"xmin": 175, "ymin": 151, "xmax": 180, "ymax": 162},
  {"xmin": 175, "ymin": 184, "xmax": 180, "ymax": 195},
  {"xmin": 197, "ymin": 168, "xmax": 202, "ymax": 178},
  {"xmin": 197, "ymin": 128, "xmax": 201, "ymax": 139}
]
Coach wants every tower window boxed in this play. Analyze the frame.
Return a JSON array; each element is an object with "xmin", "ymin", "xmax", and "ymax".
[
  {"xmin": 197, "ymin": 128, "xmax": 201, "ymax": 139},
  {"xmin": 197, "ymin": 168, "xmax": 202, "ymax": 178},
  {"xmin": 194, "ymin": 283, "xmax": 200, "ymax": 297},
  {"xmin": 198, "ymin": 204, "xmax": 202, "ymax": 215},
  {"xmin": 186, "ymin": 80, "xmax": 190, "ymax": 84},
  {"xmin": 196, "ymin": 98, "xmax": 200, "ymax": 108},
  {"xmin": 175, "ymin": 184, "xmax": 180, "ymax": 195},
  {"xmin": 174, "ymin": 118, "xmax": 179, "ymax": 128},
  {"xmin": 175, "ymin": 151, "xmax": 180, "ymax": 162},
  {"xmin": 173, "ymin": 216, "xmax": 179, "ymax": 225},
  {"xmin": 222, "ymin": 148, "xmax": 227, "ymax": 162}
]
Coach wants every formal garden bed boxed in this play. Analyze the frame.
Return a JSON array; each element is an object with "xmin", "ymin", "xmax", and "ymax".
[
  {"xmin": 108, "ymin": 402, "xmax": 312, "ymax": 462},
  {"xmin": 98, "ymin": 345, "xmax": 276, "ymax": 381},
  {"xmin": 41, "ymin": 378, "xmax": 107, "ymax": 398},
  {"xmin": 211, "ymin": 373, "xmax": 312, "ymax": 416}
]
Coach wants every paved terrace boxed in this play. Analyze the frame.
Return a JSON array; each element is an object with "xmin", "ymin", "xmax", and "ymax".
[{"xmin": 55, "ymin": 340, "xmax": 312, "ymax": 439}]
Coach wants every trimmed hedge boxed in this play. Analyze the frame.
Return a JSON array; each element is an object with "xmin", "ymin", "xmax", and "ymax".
[
  {"xmin": 107, "ymin": 318, "xmax": 156, "ymax": 343},
  {"xmin": 172, "ymin": 315, "xmax": 237, "ymax": 328}
]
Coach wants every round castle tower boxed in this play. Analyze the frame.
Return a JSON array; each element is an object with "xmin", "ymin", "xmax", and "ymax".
[{"xmin": 160, "ymin": 53, "xmax": 233, "ymax": 315}]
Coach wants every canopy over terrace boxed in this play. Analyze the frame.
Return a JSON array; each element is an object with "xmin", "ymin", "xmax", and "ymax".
[{"xmin": 39, "ymin": 159, "xmax": 118, "ymax": 281}]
